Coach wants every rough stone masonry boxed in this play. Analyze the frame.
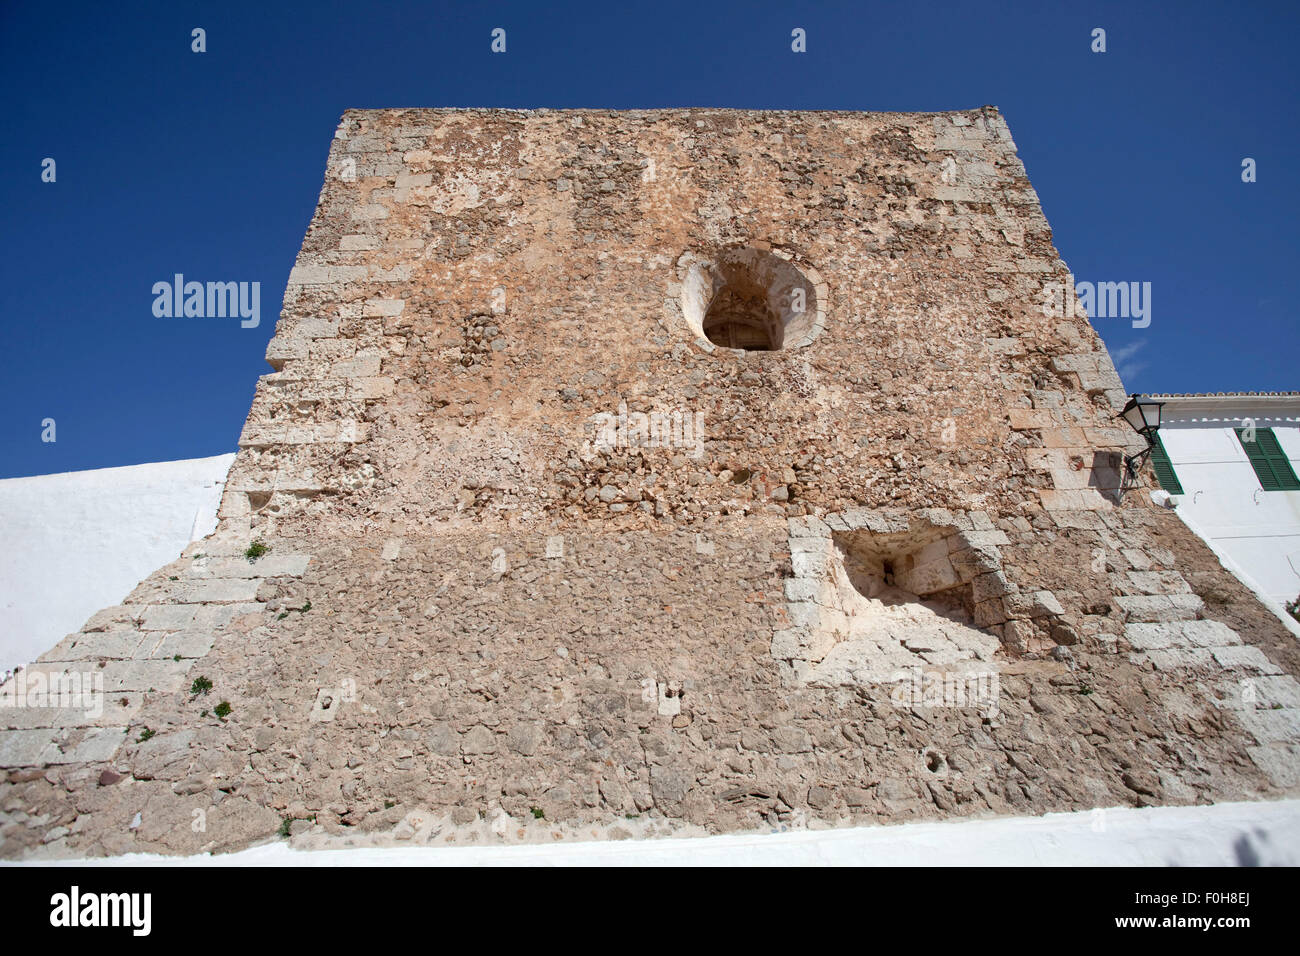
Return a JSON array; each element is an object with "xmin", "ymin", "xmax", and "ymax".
[{"xmin": 3, "ymin": 107, "xmax": 1299, "ymax": 857}]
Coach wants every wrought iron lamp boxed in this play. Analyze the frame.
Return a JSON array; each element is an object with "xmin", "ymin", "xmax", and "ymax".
[{"xmin": 1117, "ymin": 393, "xmax": 1164, "ymax": 496}]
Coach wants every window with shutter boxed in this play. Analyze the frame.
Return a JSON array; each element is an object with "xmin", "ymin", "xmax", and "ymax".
[
  {"xmin": 1235, "ymin": 427, "xmax": 1300, "ymax": 491},
  {"xmin": 1149, "ymin": 434, "xmax": 1183, "ymax": 495}
]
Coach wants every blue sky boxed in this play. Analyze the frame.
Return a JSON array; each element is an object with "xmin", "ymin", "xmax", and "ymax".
[{"xmin": 1, "ymin": 0, "xmax": 1296, "ymax": 478}]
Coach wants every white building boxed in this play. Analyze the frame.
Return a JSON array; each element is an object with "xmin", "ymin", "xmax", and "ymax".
[
  {"xmin": 0, "ymin": 455, "xmax": 234, "ymax": 674},
  {"xmin": 1149, "ymin": 392, "xmax": 1300, "ymax": 618}
]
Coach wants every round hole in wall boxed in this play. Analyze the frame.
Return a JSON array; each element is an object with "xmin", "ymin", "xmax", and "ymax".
[{"xmin": 676, "ymin": 247, "xmax": 826, "ymax": 353}]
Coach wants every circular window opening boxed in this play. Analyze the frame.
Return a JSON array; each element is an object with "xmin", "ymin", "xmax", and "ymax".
[{"xmin": 678, "ymin": 248, "xmax": 825, "ymax": 353}]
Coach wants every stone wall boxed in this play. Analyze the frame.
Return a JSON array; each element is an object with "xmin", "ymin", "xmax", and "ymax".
[
  {"xmin": 2, "ymin": 108, "xmax": 1297, "ymax": 857},
  {"xmin": 226, "ymin": 106, "xmax": 1139, "ymax": 532}
]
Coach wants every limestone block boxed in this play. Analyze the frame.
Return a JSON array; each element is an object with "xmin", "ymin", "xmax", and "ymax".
[
  {"xmin": 985, "ymin": 337, "xmax": 1027, "ymax": 356},
  {"xmin": 1008, "ymin": 408, "xmax": 1054, "ymax": 430},
  {"xmin": 1124, "ymin": 623, "xmax": 1181, "ymax": 651},
  {"xmin": 81, "ymin": 605, "xmax": 142, "ymax": 632},
  {"xmin": 331, "ymin": 356, "xmax": 383, "ymax": 378},
  {"xmin": 1038, "ymin": 428, "xmax": 1090, "ymax": 449},
  {"xmin": 788, "ymin": 515, "xmax": 830, "ymax": 537},
  {"xmin": 265, "ymin": 335, "xmax": 308, "ymax": 364},
  {"xmin": 196, "ymin": 554, "xmax": 312, "ymax": 578},
  {"xmin": 913, "ymin": 537, "xmax": 952, "ymax": 567},
  {"xmin": 1038, "ymin": 489, "xmax": 1110, "ymax": 511},
  {"xmin": 1246, "ymin": 744, "xmax": 1300, "ymax": 788},
  {"xmin": 1211, "ymin": 646, "xmax": 1281, "ymax": 675},
  {"xmin": 971, "ymin": 570, "xmax": 1011, "ymax": 605},
  {"xmin": 288, "ymin": 264, "xmax": 368, "ymax": 285},
  {"xmin": 99, "ymin": 659, "xmax": 194, "ymax": 693},
  {"xmin": 292, "ymin": 318, "xmax": 342, "ymax": 339},
  {"xmin": 974, "ymin": 598, "xmax": 1007, "ymax": 627},
  {"xmin": 174, "ymin": 578, "xmax": 261, "ymax": 604},
  {"xmin": 1121, "ymin": 548, "xmax": 1153, "ymax": 570},
  {"xmin": 790, "ymin": 550, "xmax": 826, "ymax": 577},
  {"xmin": 40, "ymin": 630, "xmax": 144, "ymax": 662},
  {"xmin": 770, "ymin": 628, "xmax": 808, "ymax": 660},
  {"xmin": 784, "ymin": 579, "xmax": 820, "ymax": 603},
  {"xmin": 351, "ymin": 377, "xmax": 396, "ymax": 399},
  {"xmin": 961, "ymin": 528, "xmax": 1010, "ymax": 548},
  {"xmin": 44, "ymin": 727, "xmax": 129, "ymax": 765},
  {"xmin": 948, "ymin": 544, "xmax": 1001, "ymax": 578},
  {"xmin": 139, "ymin": 605, "xmax": 199, "ymax": 632},
  {"xmin": 148, "ymin": 630, "xmax": 218, "ymax": 660},
  {"xmin": 919, "ymin": 508, "xmax": 961, "ymax": 529},
  {"xmin": 1135, "ymin": 648, "xmax": 1214, "ymax": 671},
  {"xmin": 0, "ymin": 728, "xmax": 60, "ymax": 766},
  {"xmin": 363, "ymin": 298, "xmax": 406, "ymax": 317},
  {"xmin": 1079, "ymin": 367, "xmax": 1124, "ymax": 393},
  {"xmin": 1003, "ymin": 590, "xmax": 1063, "ymax": 618},
  {"xmin": 1084, "ymin": 427, "xmax": 1132, "ymax": 447},
  {"xmin": 1003, "ymin": 619, "xmax": 1033, "ymax": 650},
  {"xmin": 239, "ymin": 420, "xmax": 371, "ymax": 447},
  {"xmin": 900, "ymin": 556, "xmax": 960, "ymax": 595},
  {"xmin": 839, "ymin": 509, "xmax": 908, "ymax": 533},
  {"xmin": 1124, "ymin": 570, "xmax": 1190, "ymax": 595},
  {"xmin": 1115, "ymin": 593, "xmax": 1204, "ymax": 624},
  {"xmin": 788, "ymin": 536, "xmax": 832, "ymax": 557},
  {"xmin": 309, "ymin": 338, "xmax": 358, "ymax": 361},
  {"xmin": 191, "ymin": 603, "xmax": 263, "ymax": 631},
  {"xmin": 782, "ymin": 602, "xmax": 822, "ymax": 631},
  {"xmin": 1235, "ymin": 708, "xmax": 1300, "ymax": 745},
  {"xmin": 1248, "ymin": 677, "xmax": 1300, "ymax": 710},
  {"xmin": 0, "ymin": 695, "xmax": 140, "ymax": 731}
]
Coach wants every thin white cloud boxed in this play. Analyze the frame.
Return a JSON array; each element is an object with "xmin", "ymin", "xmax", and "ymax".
[
  {"xmin": 1109, "ymin": 339, "xmax": 1148, "ymax": 385},
  {"xmin": 1109, "ymin": 340, "xmax": 1146, "ymax": 364}
]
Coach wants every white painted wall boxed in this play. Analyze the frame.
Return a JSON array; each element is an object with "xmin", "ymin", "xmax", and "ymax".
[
  {"xmin": 1157, "ymin": 400, "xmax": 1300, "ymax": 609},
  {"xmin": 0, "ymin": 455, "xmax": 235, "ymax": 674}
]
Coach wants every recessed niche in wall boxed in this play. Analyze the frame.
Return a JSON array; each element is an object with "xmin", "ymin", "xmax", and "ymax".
[{"xmin": 674, "ymin": 247, "xmax": 827, "ymax": 353}]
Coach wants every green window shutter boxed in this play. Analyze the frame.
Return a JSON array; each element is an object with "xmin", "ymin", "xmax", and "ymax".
[
  {"xmin": 1149, "ymin": 434, "xmax": 1183, "ymax": 495},
  {"xmin": 1235, "ymin": 427, "xmax": 1300, "ymax": 491}
]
